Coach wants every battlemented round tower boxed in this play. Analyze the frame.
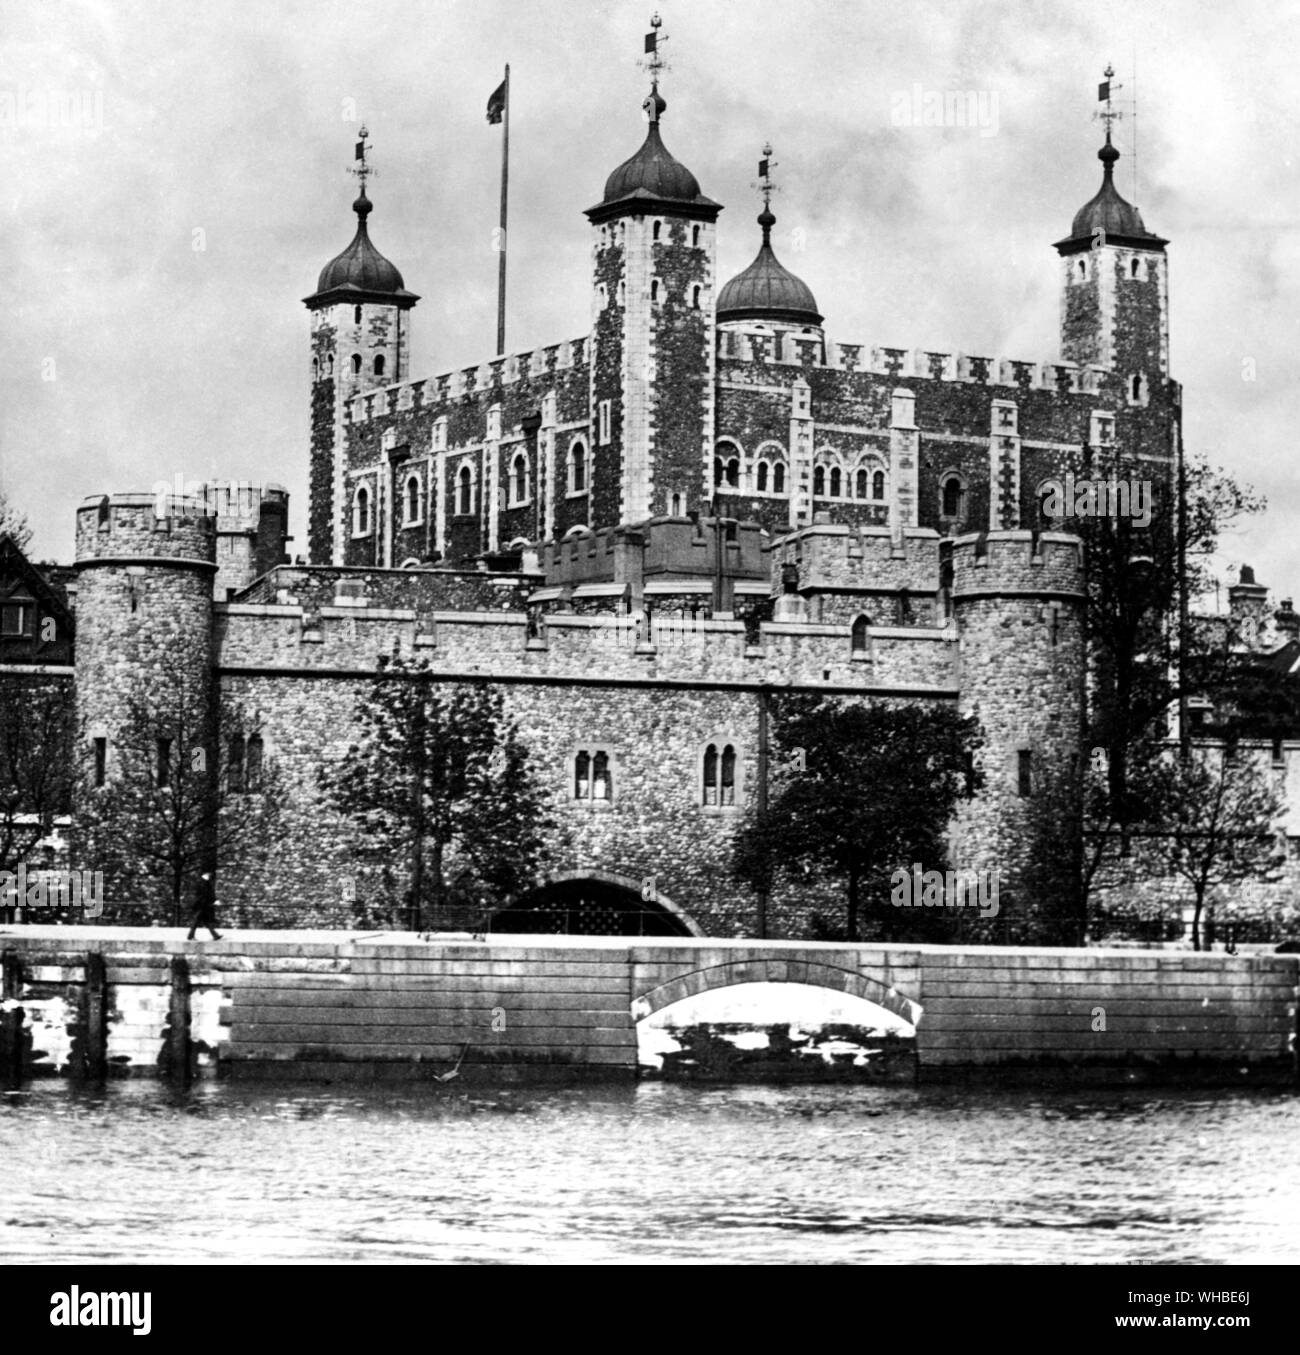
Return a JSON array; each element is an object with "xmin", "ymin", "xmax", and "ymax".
[
  {"xmin": 73, "ymin": 495, "xmax": 217, "ymax": 837},
  {"xmin": 950, "ymin": 529, "xmax": 1087, "ymax": 942}
]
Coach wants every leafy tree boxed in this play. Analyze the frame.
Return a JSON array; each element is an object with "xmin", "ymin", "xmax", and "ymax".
[
  {"xmin": 1143, "ymin": 744, "xmax": 1284, "ymax": 950},
  {"xmin": 321, "ymin": 656, "xmax": 554, "ymax": 931},
  {"xmin": 0, "ymin": 676, "xmax": 75, "ymax": 874},
  {"xmin": 0, "ymin": 492, "xmax": 32, "ymax": 553},
  {"xmin": 1073, "ymin": 452, "xmax": 1262, "ymax": 818},
  {"xmin": 732, "ymin": 696, "xmax": 984, "ymax": 940},
  {"xmin": 74, "ymin": 650, "xmax": 283, "ymax": 924}
]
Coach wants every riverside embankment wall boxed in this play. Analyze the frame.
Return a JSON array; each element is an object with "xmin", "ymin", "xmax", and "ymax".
[{"xmin": 1, "ymin": 929, "xmax": 1295, "ymax": 1086}]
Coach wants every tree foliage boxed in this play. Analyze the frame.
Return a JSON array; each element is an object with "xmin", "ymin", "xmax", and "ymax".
[
  {"xmin": 0, "ymin": 677, "xmax": 75, "ymax": 874},
  {"xmin": 321, "ymin": 656, "xmax": 554, "ymax": 931},
  {"xmin": 74, "ymin": 650, "xmax": 283, "ymax": 924},
  {"xmin": 732, "ymin": 696, "xmax": 984, "ymax": 940}
]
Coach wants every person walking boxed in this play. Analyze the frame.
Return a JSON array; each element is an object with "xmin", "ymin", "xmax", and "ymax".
[{"xmin": 187, "ymin": 871, "xmax": 222, "ymax": 941}]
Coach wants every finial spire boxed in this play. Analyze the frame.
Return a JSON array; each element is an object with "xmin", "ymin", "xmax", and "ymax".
[
  {"xmin": 639, "ymin": 12, "xmax": 670, "ymax": 123},
  {"xmin": 752, "ymin": 142, "xmax": 778, "ymax": 241}
]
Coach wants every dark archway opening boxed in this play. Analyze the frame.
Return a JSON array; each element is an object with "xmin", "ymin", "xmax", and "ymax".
[{"xmin": 491, "ymin": 879, "xmax": 693, "ymax": 937}]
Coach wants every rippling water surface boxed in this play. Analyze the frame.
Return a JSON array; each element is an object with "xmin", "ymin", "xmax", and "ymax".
[{"xmin": 3, "ymin": 1081, "xmax": 1298, "ymax": 1264}]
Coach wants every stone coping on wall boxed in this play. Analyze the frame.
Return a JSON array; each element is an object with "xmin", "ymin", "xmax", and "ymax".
[{"xmin": 3, "ymin": 924, "xmax": 1298, "ymax": 970}]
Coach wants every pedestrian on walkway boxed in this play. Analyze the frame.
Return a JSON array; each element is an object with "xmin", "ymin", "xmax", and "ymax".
[{"xmin": 187, "ymin": 871, "xmax": 222, "ymax": 941}]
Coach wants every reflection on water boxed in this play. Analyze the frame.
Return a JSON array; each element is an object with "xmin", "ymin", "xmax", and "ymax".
[{"xmin": 2, "ymin": 1080, "xmax": 1298, "ymax": 1264}]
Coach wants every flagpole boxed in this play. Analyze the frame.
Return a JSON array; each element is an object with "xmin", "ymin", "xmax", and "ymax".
[{"xmin": 497, "ymin": 63, "xmax": 509, "ymax": 357}]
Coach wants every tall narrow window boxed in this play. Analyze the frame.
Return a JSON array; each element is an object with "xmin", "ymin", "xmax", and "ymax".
[
  {"xmin": 570, "ymin": 440, "xmax": 587, "ymax": 493},
  {"xmin": 720, "ymin": 745, "xmax": 736, "ymax": 806},
  {"xmin": 691, "ymin": 285, "xmax": 701, "ymax": 309},
  {"xmin": 457, "ymin": 466, "xmax": 472, "ymax": 516},
  {"xmin": 592, "ymin": 751, "xmax": 611, "ymax": 801},
  {"xmin": 873, "ymin": 469, "xmax": 886, "ymax": 501},
  {"xmin": 511, "ymin": 453, "xmax": 528, "ymax": 504},
  {"xmin": 829, "ymin": 467, "xmax": 842, "ymax": 497},
  {"xmin": 773, "ymin": 463, "xmax": 786, "ymax": 494},
  {"xmin": 93, "ymin": 738, "xmax": 106, "ymax": 788},
  {"xmin": 725, "ymin": 458, "xmax": 739, "ymax": 488},
  {"xmin": 353, "ymin": 485, "xmax": 370, "ymax": 536},
  {"xmin": 351, "ymin": 353, "xmax": 362, "ymax": 375},
  {"xmin": 229, "ymin": 735, "xmax": 246, "ymax": 793},
  {"xmin": 651, "ymin": 279, "xmax": 660, "ymax": 304},
  {"xmin": 246, "ymin": 735, "xmax": 263, "ymax": 790},
  {"xmin": 574, "ymin": 751, "xmax": 590, "ymax": 800},
  {"xmin": 1017, "ymin": 749, "xmax": 1033, "ymax": 797},
  {"xmin": 598, "ymin": 400, "xmax": 612, "ymax": 446},
  {"xmin": 157, "ymin": 738, "xmax": 172, "ymax": 789},
  {"xmin": 813, "ymin": 465, "xmax": 826, "ymax": 497},
  {"xmin": 354, "ymin": 305, "xmax": 362, "ymax": 324},
  {"xmin": 703, "ymin": 744, "xmax": 718, "ymax": 806},
  {"xmin": 756, "ymin": 461, "xmax": 769, "ymax": 492},
  {"xmin": 855, "ymin": 469, "xmax": 867, "ymax": 499},
  {"xmin": 373, "ymin": 354, "xmax": 386, "ymax": 377},
  {"xmin": 941, "ymin": 475, "xmax": 963, "ymax": 517},
  {"xmin": 851, "ymin": 615, "xmax": 870, "ymax": 653},
  {"xmin": 653, "ymin": 220, "xmax": 662, "ymax": 241},
  {"xmin": 404, "ymin": 475, "xmax": 421, "ymax": 524}
]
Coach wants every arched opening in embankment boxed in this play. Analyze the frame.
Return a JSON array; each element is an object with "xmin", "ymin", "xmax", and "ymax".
[
  {"xmin": 488, "ymin": 872, "xmax": 702, "ymax": 937},
  {"xmin": 631, "ymin": 961, "xmax": 920, "ymax": 1081}
]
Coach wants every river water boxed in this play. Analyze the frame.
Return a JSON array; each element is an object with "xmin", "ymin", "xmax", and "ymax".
[{"xmin": 3, "ymin": 1080, "xmax": 1298, "ymax": 1265}]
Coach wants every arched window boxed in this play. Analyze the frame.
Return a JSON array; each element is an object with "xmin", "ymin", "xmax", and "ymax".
[
  {"xmin": 373, "ymin": 354, "xmax": 385, "ymax": 377},
  {"xmin": 507, "ymin": 453, "xmax": 525, "ymax": 505},
  {"xmin": 228, "ymin": 735, "xmax": 246, "ymax": 793},
  {"xmin": 725, "ymin": 458, "xmax": 739, "ymax": 488},
  {"xmin": 457, "ymin": 465, "xmax": 473, "ymax": 516},
  {"xmin": 855, "ymin": 468, "xmax": 867, "ymax": 499},
  {"xmin": 351, "ymin": 353, "xmax": 362, "ymax": 375},
  {"xmin": 353, "ymin": 485, "xmax": 371, "ymax": 536},
  {"xmin": 1076, "ymin": 258, "xmax": 1087, "ymax": 280},
  {"xmin": 702, "ymin": 742, "xmax": 740, "ymax": 807},
  {"xmin": 592, "ymin": 751, "xmax": 611, "ymax": 801},
  {"xmin": 941, "ymin": 475, "xmax": 964, "ymax": 518},
  {"xmin": 851, "ymin": 615, "xmax": 870, "ymax": 654},
  {"xmin": 574, "ymin": 750, "xmax": 590, "ymax": 799},
  {"xmin": 670, "ymin": 492, "xmax": 684, "ymax": 515},
  {"xmin": 873, "ymin": 469, "xmax": 886, "ymax": 501},
  {"xmin": 1130, "ymin": 373, "xmax": 1145, "ymax": 403},
  {"xmin": 245, "ymin": 735, "xmax": 263, "ymax": 791},
  {"xmin": 653, "ymin": 220, "xmax": 662, "ymax": 241},
  {"xmin": 651, "ymin": 279, "xmax": 660, "ymax": 304},
  {"xmin": 813, "ymin": 465, "xmax": 826, "ymax": 497},
  {"xmin": 569, "ymin": 440, "xmax": 587, "ymax": 493},
  {"xmin": 404, "ymin": 474, "xmax": 421, "ymax": 525},
  {"xmin": 829, "ymin": 467, "xmax": 842, "ymax": 498},
  {"xmin": 692, "ymin": 225, "xmax": 701, "ymax": 248},
  {"xmin": 756, "ymin": 461, "xmax": 769, "ymax": 492},
  {"xmin": 354, "ymin": 305, "xmax": 362, "ymax": 324},
  {"xmin": 1130, "ymin": 258, "xmax": 1142, "ymax": 280},
  {"xmin": 773, "ymin": 463, "xmax": 786, "ymax": 494},
  {"xmin": 312, "ymin": 358, "xmax": 319, "ymax": 382},
  {"xmin": 691, "ymin": 284, "xmax": 701, "ymax": 309},
  {"xmin": 714, "ymin": 458, "xmax": 724, "ymax": 487}
]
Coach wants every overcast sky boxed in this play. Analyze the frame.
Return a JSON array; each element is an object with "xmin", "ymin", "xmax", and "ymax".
[{"xmin": 3, "ymin": 0, "xmax": 1297, "ymax": 605}]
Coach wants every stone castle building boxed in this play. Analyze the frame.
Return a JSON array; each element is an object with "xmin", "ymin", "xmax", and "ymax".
[{"xmin": 2, "ymin": 54, "xmax": 1183, "ymax": 942}]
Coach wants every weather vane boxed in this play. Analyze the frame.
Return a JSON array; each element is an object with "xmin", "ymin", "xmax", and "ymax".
[
  {"xmin": 752, "ymin": 142, "xmax": 779, "ymax": 207},
  {"xmin": 639, "ymin": 12, "xmax": 670, "ymax": 88},
  {"xmin": 349, "ymin": 123, "xmax": 377, "ymax": 188},
  {"xmin": 1094, "ymin": 64, "xmax": 1124, "ymax": 138}
]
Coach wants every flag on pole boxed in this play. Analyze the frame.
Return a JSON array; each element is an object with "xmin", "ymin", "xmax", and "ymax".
[
  {"xmin": 486, "ymin": 79, "xmax": 506, "ymax": 124},
  {"xmin": 1098, "ymin": 79, "xmax": 1110, "ymax": 101},
  {"xmin": 355, "ymin": 140, "xmax": 365, "ymax": 159},
  {"xmin": 758, "ymin": 157, "xmax": 769, "ymax": 179},
  {"xmin": 644, "ymin": 31, "xmax": 657, "ymax": 54}
]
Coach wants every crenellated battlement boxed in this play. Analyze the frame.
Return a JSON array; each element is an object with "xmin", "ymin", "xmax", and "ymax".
[
  {"xmin": 768, "ymin": 523, "xmax": 944, "ymax": 598},
  {"xmin": 950, "ymin": 529, "xmax": 1085, "ymax": 599},
  {"xmin": 75, "ymin": 494, "xmax": 216, "ymax": 568},
  {"xmin": 717, "ymin": 325, "xmax": 1108, "ymax": 393},
  {"xmin": 346, "ymin": 336, "xmax": 590, "ymax": 426}
]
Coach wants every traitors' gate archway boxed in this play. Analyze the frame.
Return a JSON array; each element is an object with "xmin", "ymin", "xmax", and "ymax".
[
  {"xmin": 489, "ymin": 871, "xmax": 704, "ymax": 937},
  {"xmin": 630, "ymin": 955, "xmax": 922, "ymax": 1027}
]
